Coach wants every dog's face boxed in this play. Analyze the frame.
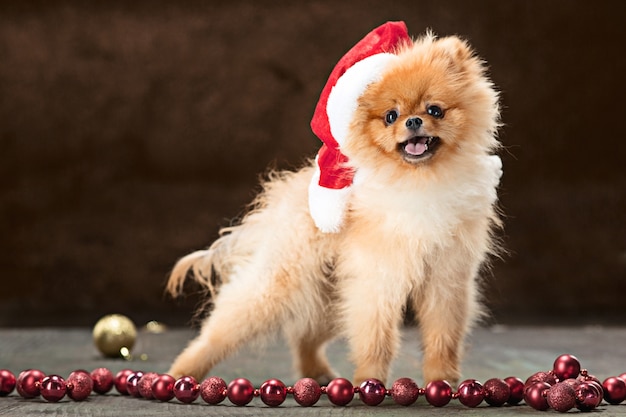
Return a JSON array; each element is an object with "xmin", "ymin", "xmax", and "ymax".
[{"xmin": 344, "ymin": 35, "xmax": 499, "ymax": 176}]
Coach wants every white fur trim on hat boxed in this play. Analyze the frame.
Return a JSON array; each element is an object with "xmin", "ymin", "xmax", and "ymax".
[
  {"xmin": 308, "ymin": 164, "xmax": 352, "ymax": 233},
  {"xmin": 326, "ymin": 53, "xmax": 398, "ymax": 146}
]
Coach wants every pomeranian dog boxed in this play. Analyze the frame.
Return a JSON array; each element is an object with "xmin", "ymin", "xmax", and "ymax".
[{"xmin": 166, "ymin": 27, "xmax": 502, "ymax": 387}]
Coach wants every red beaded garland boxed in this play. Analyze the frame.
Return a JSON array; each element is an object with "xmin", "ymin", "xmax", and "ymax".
[
  {"xmin": 66, "ymin": 370, "xmax": 93, "ymax": 401},
  {"xmin": 39, "ymin": 375, "xmax": 67, "ymax": 403},
  {"xmin": 424, "ymin": 379, "xmax": 452, "ymax": 407},
  {"xmin": 259, "ymin": 378, "xmax": 287, "ymax": 407},
  {"xmin": 200, "ymin": 376, "xmax": 228, "ymax": 405},
  {"xmin": 0, "ymin": 370, "xmax": 16, "ymax": 397},
  {"xmin": 151, "ymin": 374, "xmax": 176, "ymax": 402},
  {"xmin": 17, "ymin": 369, "xmax": 46, "ymax": 398},
  {"xmin": 390, "ymin": 377, "xmax": 419, "ymax": 406},
  {"xmin": 90, "ymin": 367, "xmax": 114, "ymax": 394},
  {"xmin": 456, "ymin": 379, "xmax": 484, "ymax": 408},
  {"xmin": 325, "ymin": 378, "xmax": 354, "ymax": 406},
  {"xmin": 227, "ymin": 377, "xmax": 255, "ymax": 406},
  {"xmin": 358, "ymin": 378, "xmax": 386, "ymax": 406},
  {"xmin": 173, "ymin": 376, "xmax": 200, "ymax": 404},
  {"xmin": 1, "ymin": 354, "xmax": 625, "ymax": 412},
  {"xmin": 292, "ymin": 377, "xmax": 321, "ymax": 406}
]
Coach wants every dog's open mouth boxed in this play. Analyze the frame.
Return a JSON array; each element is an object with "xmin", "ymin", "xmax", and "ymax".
[{"xmin": 398, "ymin": 136, "xmax": 440, "ymax": 162}]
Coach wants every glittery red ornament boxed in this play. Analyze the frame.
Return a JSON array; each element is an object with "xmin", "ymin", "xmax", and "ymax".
[
  {"xmin": 259, "ymin": 379, "xmax": 287, "ymax": 407},
  {"xmin": 137, "ymin": 372, "xmax": 158, "ymax": 399},
  {"xmin": 390, "ymin": 377, "xmax": 419, "ymax": 406},
  {"xmin": 424, "ymin": 380, "xmax": 452, "ymax": 407},
  {"xmin": 457, "ymin": 379, "xmax": 484, "ymax": 408},
  {"xmin": 151, "ymin": 374, "xmax": 176, "ymax": 402},
  {"xmin": 524, "ymin": 382, "xmax": 550, "ymax": 411},
  {"xmin": 292, "ymin": 377, "xmax": 321, "ymax": 406},
  {"xmin": 227, "ymin": 378, "xmax": 255, "ymax": 406},
  {"xmin": 17, "ymin": 369, "xmax": 46, "ymax": 398},
  {"xmin": 546, "ymin": 382, "xmax": 576, "ymax": 412},
  {"xmin": 553, "ymin": 354, "xmax": 581, "ymax": 381},
  {"xmin": 66, "ymin": 370, "xmax": 93, "ymax": 401},
  {"xmin": 326, "ymin": 378, "xmax": 354, "ymax": 406},
  {"xmin": 504, "ymin": 376, "xmax": 524, "ymax": 405},
  {"xmin": 0, "ymin": 370, "xmax": 16, "ymax": 396},
  {"xmin": 173, "ymin": 376, "xmax": 199, "ymax": 404},
  {"xmin": 126, "ymin": 371, "xmax": 144, "ymax": 398},
  {"xmin": 524, "ymin": 371, "xmax": 556, "ymax": 388},
  {"xmin": 114, "ymin": 369, "xmax": 134, "ymax": 395},
  {"xmin": 90, "ymin": 367, "xmax": 114, "ymax": 394},
  {"xmin": 358, "ymin": 379, "xmax": 386, "ymax": 406},
  {"xmin": 39, "ymin": 375, "xmax": 67, "ymax": 403},
  {"xmin": 483, "ymin": 378, "xmax": 510, "ymax": 406},
  {"xmin": 602, "ymin": 376, "xmax": 626, "ymax": 404},
  {"xmin": 200, "ymin": 376, "xmax": 227, "ymax": 405}
]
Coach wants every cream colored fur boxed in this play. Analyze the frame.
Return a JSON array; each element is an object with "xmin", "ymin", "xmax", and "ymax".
[{"xmin": 166, "ymin": 33, "xmax": 502, "ymax": 386}]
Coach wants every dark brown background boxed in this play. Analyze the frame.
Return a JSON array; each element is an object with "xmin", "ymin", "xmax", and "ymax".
[{"xmin": 1, "ymin": 0, "xmax": 624, "ymax": 327}]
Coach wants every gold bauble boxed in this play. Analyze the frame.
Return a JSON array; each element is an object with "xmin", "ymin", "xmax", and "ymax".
[{"xmin": 92, "ymin": 314, "xmax": 137, "ymax": 358}]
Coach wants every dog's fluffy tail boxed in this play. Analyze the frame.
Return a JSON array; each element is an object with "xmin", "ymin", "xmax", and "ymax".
[{"xmin": 166, "ymin": 248, "xmax": 220, "ymax": 299}]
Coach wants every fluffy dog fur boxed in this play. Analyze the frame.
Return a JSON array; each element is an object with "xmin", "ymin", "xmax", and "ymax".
[{"xmin": 166, "ymin": 32, "xmax": 502, "ymax": 386}]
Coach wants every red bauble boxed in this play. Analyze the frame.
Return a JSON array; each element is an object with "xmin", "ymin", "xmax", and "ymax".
[
  {"xmin": 90, "ymin": 368, "xmax": 114, "ymax": 394},
  {"xmin": 66, "ymin": 370, "xmax": 93, "ymax": 401},
  {"xmin": 457, "ymin": 379, "xmax": 484, "ymax": 408},
  {"xmin": 137, "ymin": 372, "xmax": 158, "ymax": 399},
  {"xmin": 504, "ymin": 376, "xmax": 524, "ymax": 405},
  {"xmin": 390, "ymin": 377, "xmax": 419, "ymax": 406},
  {"xmin": 126, "ymin": 371, "xmax": 144, "ymax": 398},
  {"xmin": 200, "ymin": 376, "xmax": 228, "ymax": 405},
  {"xmin": 576, "ymin": 381, "xmax": 602, "ymax": 411},
  {"xmin": 17, "ymin": 369, "xmax": 46, "ymax": 398},
  {"xmin": 227, "ymin": 378, "xmax": 255, "ymax": 406},
  {"xmin": 259, "ymin": 379, "xmax": 287, "ymax": 407},
  {"xmin": 173, "ymin": 376, "xmax": 200, "ymax": 404},
  {"xmin": 151, "ymin": 374, "xmax": 176, "ymax": 402},
  {"xmin": 358, "ymin": 379, "xmax": 386, "ymax": 406},
  {"xmin": 424, "ymin": 380, "xmax": 452, "ymax": 407},
  {"xmin": 524, "ymin": 371, "xmax": 556, "ymax": 388},
  {"xmin": 292, "ymin": 378, "xmax": 321, "ymax": 407},
  {"xmin": 326, "ymin": 378, "xmax": 354, "ymax": 406},
  {"xmin": 483, "ymin": 378, "xmax": 510, "ymax": 406},
  {"xmin": 553, "ymin": 354, "xmax": 581, "ymax": 381},
  {"xmin": 39, "ymin": 375, "xmax": 67, "ymax": 403},
  {"xmin": 524, "ymin": 382, "xmax": 551, "ymax": 411},
  {"xmin": 114, "ymin": 369, "xmax": 134, "ymax": 395},
  {"xmin": 546, "ymin": 382, "xmax": 576, "ymax": 412},
  {"xmin": 602, "ymin": 376, "xmax": 626, "ymax": 405},
  {"xmin": 0, "ymin": 370, "xmax": 16, "ymax": 396}
]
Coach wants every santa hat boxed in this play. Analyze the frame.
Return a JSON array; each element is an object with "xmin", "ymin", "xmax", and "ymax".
[{"xmin": 308, "ymin": 21, "xmax": 411, "ymax": 233}]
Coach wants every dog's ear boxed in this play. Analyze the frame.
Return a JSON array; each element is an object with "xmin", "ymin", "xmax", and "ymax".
[{"xmin": 435, "ymin": 36, "xmax": 477, "ymax": 74}]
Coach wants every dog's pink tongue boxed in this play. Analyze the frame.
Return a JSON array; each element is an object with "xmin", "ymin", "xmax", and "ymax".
[{"xmin": 405, "ymin": 141, "xmax": 427, "ymax": 156}]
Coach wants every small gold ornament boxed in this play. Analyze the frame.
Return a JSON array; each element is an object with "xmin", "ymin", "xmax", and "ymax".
[{"xmin": 93, "ymin": 314, "xmax": 137, "ymax": 358}]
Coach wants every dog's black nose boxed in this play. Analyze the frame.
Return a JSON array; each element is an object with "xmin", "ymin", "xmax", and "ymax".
[{"xmin": 405, "ymin": 117, "xmax": 423, "ymax": 130}]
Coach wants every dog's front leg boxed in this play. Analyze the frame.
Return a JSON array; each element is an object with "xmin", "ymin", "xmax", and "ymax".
[{"xmin": 339, "ymin": 259, "xmax": 411, "ymax": 386}]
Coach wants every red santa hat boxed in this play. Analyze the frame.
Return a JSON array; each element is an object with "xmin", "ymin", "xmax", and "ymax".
[{"xmin": 308, "ymin": 21, "xmax": 411, "ymax": 232}]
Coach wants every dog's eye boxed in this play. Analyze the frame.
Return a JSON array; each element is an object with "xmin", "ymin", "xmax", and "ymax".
[
  {"xmin": 385, "ymin": 110, "xmax": 399, "ymax": 125},
  {"xmin": 427, "ymin": 105, "xmax": 444, "ymax": 119}
]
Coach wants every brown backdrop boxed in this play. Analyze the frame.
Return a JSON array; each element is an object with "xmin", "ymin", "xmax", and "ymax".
[{"xmin": 1, "ymin": 0, "xmax": 624, "ymax": 326}]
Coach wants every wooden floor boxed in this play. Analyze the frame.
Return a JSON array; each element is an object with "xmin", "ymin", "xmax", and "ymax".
[{"xmin": 1, "ymin": 326, "xmax": 626, "ymax": 416}]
